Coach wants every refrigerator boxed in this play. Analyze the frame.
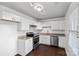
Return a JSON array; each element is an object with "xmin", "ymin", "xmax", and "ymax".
[{"xmin": 0, "ymin": 20, "xmax": 17, "ymax": 56}]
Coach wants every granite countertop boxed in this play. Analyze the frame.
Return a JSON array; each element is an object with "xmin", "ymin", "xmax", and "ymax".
[
  {"xmin": 18, "ymin": 35, "xmax": 32, "ymax": 40},
  {"xmin": 39, "ymin": 33, "xmax": 65, "ymax": 36}
]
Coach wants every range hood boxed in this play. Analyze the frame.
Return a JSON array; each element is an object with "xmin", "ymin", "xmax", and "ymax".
[{"xmin": 41, "ymin": 26, "xmax": 52, "ymax": 33}]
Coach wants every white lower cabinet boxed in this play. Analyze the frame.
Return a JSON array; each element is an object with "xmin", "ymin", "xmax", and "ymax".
[
  {"xmin": 18, "ymin": 38, "xmax": 33, "ymax": 56},
  {"xmin": 39, "ymin": 35, "xmax": 66, "ymax": 48},
  {"xmin": 39, "ymin": 35, "xmax": 50, "ymax": 45},
  {"xmin": 25, "ymin": 38, "xmax": 33, "ymax": 55},
  {"xmin": 59, "ymin": 36, "xmax": 66, "ymax": 48}
]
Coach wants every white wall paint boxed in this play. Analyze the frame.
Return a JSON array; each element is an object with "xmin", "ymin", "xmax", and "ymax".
[
  {"xmin": 65, "ymin": 2, "xmax": 79, "ymax": 56},
  {"xmin": 0, "ymin": 20, "xmax": 17, "ymax": 56},
  {"xmin": 69, "ymin": 32, "xmax": 78, "ymax": 55},
  {"xmin": 66, "ymin": 2, "xmax": 79, "ymax": 16}
]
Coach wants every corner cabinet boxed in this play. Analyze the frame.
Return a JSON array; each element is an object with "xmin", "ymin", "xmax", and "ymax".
[
  {"xmin": 0, "ymin": 11, "xmax": 20, "ymax": 22},
  {"xmin": 18, "ymin": 38, "xmax": 33, "ymax": 56}
]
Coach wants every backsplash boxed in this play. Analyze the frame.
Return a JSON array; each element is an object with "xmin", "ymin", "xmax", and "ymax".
[{"xmin": 17, "ymin": 30, "xmax": 28, "ymax": 37}]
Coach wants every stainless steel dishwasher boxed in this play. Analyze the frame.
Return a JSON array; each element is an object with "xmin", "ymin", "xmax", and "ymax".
[{"xmin": 50, "ymin": 35, "xmax": 58, "ymax": 46}]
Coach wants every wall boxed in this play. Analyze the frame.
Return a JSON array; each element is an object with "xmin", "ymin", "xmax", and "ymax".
[{"xmin": 65, "ymin": 2, "xmax": 79, "ymax": 56}]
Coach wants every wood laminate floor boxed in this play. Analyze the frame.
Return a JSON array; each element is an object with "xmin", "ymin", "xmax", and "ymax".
[
  {"xmin": 15, "ymin": 44, "xmax": 66, "ymax": 56},
  {"xmin": 26, "ymin": 44, "xmax": 67, "ymax": 56}
]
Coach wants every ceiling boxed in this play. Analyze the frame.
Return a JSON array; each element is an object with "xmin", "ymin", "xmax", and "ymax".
[{"xmin": 0, "ymin": 2, "xmax": 71, "ymax": 20}]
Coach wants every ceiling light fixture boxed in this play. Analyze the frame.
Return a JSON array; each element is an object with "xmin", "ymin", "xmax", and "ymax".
[
  {"xmin": 40, "ymin": 9, "xmax": 46, "ymax": 15},
  {"xmin": 33, "ymin": 4, "xmax": 44, "ymax": 11},
  {"xmin": 29, "ymin": 2, "xmax": 46, "ymax": 15}
]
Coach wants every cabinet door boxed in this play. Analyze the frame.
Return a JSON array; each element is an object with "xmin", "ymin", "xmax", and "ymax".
[
  {"xmin": 18, "ymin": 39, "xmax": 25, "ymax": 55},
  {"xmin": 59, "ymin": 36, "xmax": 65, "ymax": 48},
  {"xmin": 39, "ymin": 35, "xmax": 45, "ymax": 44},
  {"xmin": 25, "ymin": 38, "xmax": 33, "ymax": 55},
  {"xmin": 39, "ymin": 35, "xmax": 50, "ymax": 45}
]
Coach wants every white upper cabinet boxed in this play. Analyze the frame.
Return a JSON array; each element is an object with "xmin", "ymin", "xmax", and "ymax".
[
  {"xmin": 0, "ymin": 11, "xmax": 20, "ymax": 22},
  {"xmin": 20, "ymin": 17, "xmax": 37, "ymax": 30}
]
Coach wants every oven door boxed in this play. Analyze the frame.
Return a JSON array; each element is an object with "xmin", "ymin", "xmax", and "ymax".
[
  {"xmin": 33, "ymin": 36, "xmax": 39, "ymax": 45},
  {"xmin": 33, "ymin": 36, "xmax": 39, "ymax": 49}
]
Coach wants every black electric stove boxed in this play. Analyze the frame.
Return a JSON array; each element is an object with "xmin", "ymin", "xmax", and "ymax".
[{"xmin": 26, "ymin": 32, "xmax": 39, "ymax": 49}]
